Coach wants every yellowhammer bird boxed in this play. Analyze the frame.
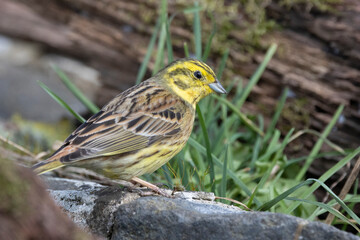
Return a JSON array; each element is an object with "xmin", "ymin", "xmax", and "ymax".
[{"xmin": 32, "ymin": 58, "xmax": 226, "ymax": 195}]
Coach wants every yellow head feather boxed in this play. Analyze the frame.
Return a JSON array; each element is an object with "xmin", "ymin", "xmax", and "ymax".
[{"xmin": 157, "ymin": 58, "xmax": 226, "ymax": 106}]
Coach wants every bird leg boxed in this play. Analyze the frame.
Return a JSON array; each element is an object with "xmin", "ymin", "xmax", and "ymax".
[{"xmin": 131, "ymin": 177, "xmax": 173, "ymax": 198}]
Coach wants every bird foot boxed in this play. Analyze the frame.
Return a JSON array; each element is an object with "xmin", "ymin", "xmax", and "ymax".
[{"xmin": 131, "ymin": 177, "xmax": 174, "ymax": 198}]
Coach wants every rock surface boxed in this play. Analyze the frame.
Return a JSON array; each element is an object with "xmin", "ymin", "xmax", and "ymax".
[{"xmin": 44, "ymin": 177, "xmax": 359, "ymax": 240}]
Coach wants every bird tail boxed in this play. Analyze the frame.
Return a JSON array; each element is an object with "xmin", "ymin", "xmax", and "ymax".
[{"xmin": 32, "ymin": 157, "xmax": 64, "ymax": 175}]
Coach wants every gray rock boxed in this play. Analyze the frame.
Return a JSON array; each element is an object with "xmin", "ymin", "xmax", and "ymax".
[
  {"xmin": 43, "ymin": 177, "xmax": 359, "ymax": 240},
  {"xmin": 112, "ymin": 197, "xmax": 358, "ymax": 240},
  {"xmin": 44, "ymin": 177, "xmax": 104, "ymax": 230}
]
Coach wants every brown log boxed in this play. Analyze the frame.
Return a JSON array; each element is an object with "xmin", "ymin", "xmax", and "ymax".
[{"xmin": 260, "ymin": 1, "xmax": 360, "ymax": 176}]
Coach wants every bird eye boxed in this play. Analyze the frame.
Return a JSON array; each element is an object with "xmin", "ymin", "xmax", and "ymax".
[{"xmin": 194, "ymin": 70, "xmax": 202, "ymax": 79}]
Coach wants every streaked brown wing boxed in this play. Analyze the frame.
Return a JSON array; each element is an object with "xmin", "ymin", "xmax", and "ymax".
[{"xmin": 52, "ymin": 86, "xmax": 185, "ymax": 164}]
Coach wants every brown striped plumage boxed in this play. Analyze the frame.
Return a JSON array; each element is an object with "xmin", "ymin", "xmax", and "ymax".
[{"xmin": 32, "ymin": 58, "xmax": 226, "ymax": 192}]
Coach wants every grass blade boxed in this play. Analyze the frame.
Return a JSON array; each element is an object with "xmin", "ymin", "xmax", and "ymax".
[
  {"xmin": 247, "ymin": 129, "xmax": 280, "ymax": 207},
  {"xmin": 287, "ymin": 197, "xmax": 360, "ymax": 233},
  {"xmin": 161, "ymin": 164, "xmax": 173, "ymax": 189},
  {"xmin": 193, "ymin": 1, "xmax": 202, "ymax": 59},
  {"xmin": 38, "ymin": 81, "xmax": 85, "ymax": 123},
  {"xmin": 264, "ymin": 87, "xmax": 288, "ymax": 142},
  {"xmin": 258, "ymin": 179, "xmax": 313, "ymax": 211},
  {"xmin": 285, "ymin": 147, "xmax": 360, "ymax": 214},
  {"xmin": 187, "ymin": 137, "xmax": 262, "ymax": 206},
  {"xmin": 184, "ymin": 42, "xmax": 190, "ymax": 58},
  {"xmin": 236, "ymin": 43, "xmax": 277, "ymax": 108},
  {"xmin": 136, "ymin": 17, "xmax": 161, "ymax": 84},
  {"xmin": 285, "ymin": 150, "xmax": 350, "ymax": 169},
  {"xmin": 307, "ymin": 178, "xmax": 360, "ymax": 225},
  {"xmin": 203, "ymin": 49, "xmax": 229, "ymax": 122},
  {"xmin": 289, "ymin": 129, "xmax": 345, "ymax": 155},
  {"xmin": 216, "ymin": 48, "xmax": 229, "ymax": 80},
  {"xmin": 153, "ymin": 0, "xmax": 168, "ymax": 73},
  {"xmin": 213, "ymin": 95, "xmax": 264, "ymax": 136},
  {"xmin": 259, "ymin": 147, "xmax": 360, "ymax": 213},
  {"xmin": 176, "ymin": 147, "xmax": 189, "ymax": 189},
  {"xmin": 248, "ymin": 129, "xmax": 294, "ymax": 207},
  {"xmin": 220, "ymin": 145, "xmax": 229, "ymax": 200},
  {"xmin": 166, "ymin": 20, "xmax": 174, "ymax": 63},
  {"xmin": 153, "ymin": 23, "xmax": 167, "ymax": 74},
  {"xmin": 52, "ymin": 66, "xmax": 99, "ymax": 114},
  {"xmin": 196, "ymin": 105, "xmax": 215, "ymax": 193},
  {"xmin": 296, "ymin": 105, "xmax": 344, "ymax": 180},
  {"xmin": 183, "ymin": 5, "xmax": 203, "ymax": 14},
  {"xmin": 250, "ymin": 134, "xmax": 262, "ymax": 171},
  {"xmin": 202, "ymin": 13, "xmax": 216, "ymax": 61}
]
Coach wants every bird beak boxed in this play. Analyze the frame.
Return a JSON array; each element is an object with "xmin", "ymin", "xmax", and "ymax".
[{"xmin": 209, "ymin": 79, "xmax": 227, "ymax": 94}]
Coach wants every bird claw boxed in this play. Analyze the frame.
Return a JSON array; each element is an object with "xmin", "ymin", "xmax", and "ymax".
[
  {"xmin": 130, "ymin": 176, "xmax": 174, "ymax": 198},
  {"xmin": 138, "ymin": 188, "xmax": 174, "ymax": 198}
]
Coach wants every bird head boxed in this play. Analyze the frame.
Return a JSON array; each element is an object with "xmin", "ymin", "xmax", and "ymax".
[{"xmin": 158, "ymin": 58, "xmax": 226, "ymax": 106}]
